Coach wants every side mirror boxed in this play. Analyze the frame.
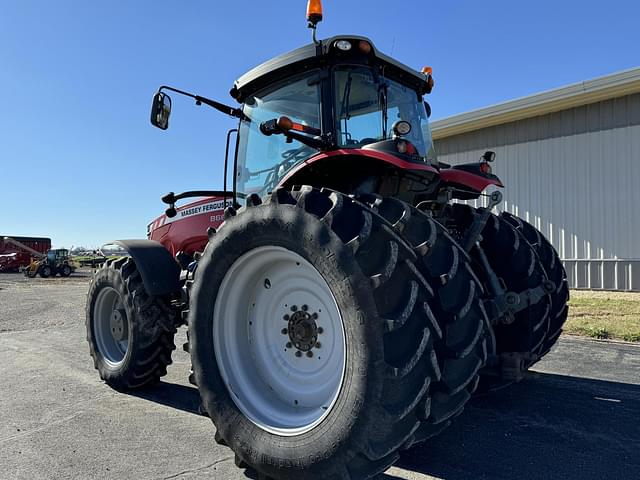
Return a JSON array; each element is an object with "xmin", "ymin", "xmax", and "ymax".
[
  {"xmin": 424, "ymin": 101, "xmax": 432, "ymax": 118},
  {"xmin": 150, "ymin": 92, "xmax": 172, "ymax": 130}
]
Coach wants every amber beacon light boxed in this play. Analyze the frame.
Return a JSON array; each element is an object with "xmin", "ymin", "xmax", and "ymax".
[
  {"xmin": 307, "ymin": 0, "xmax": 323, "ymax": 26},
  {"xmin": 421, "ymin": 66, "xmax": 435, "ymax": 93}
]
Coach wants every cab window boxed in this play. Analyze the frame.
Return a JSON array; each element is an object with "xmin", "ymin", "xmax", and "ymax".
[{"xmin": 236, "ymin": 73, "xmax": 321, "ymax": 197}]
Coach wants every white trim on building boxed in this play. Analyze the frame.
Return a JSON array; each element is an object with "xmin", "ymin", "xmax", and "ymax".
[{"xmin": 432, "ymin": 67, "xmax": 640, "ymax": 139}]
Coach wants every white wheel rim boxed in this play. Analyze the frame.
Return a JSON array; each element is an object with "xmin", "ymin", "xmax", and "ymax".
[
  {"xmin": 93, "ymin": 286, "xmax": 129, "ymax": 367},
  {"xmin": 213, "ymin": 246, "xmax": 346, "ymax": 436}
]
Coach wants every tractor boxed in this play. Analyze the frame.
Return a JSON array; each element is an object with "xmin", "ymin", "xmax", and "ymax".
[
  {"xmin": 86, "ymin": 3, "xmax": 569, "ymax": 479},
  {"xmin": 24, "ymin": 248, "xmax": 76, "ymax": 278}
]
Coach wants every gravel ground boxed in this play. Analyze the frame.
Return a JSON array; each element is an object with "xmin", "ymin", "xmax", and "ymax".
[
  {"xmin": 0, "ymin": 271, "xmax": 92, "ymax": 332},
  {"xmin": 1, "ymin": 272, "xmax": 639, "ymax": 479}
]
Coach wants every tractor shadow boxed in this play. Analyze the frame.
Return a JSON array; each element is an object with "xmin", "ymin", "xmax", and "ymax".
[
  {"xmin": 127, "ymin": 381, "xmax": 205, "ymax": 416},
  {"xmin": 381, "ymin": 371, "xmax": 640, "ymax": 480},
  {"xmin": 127, "ymin": 373, "xmax": 640, "ymax": 480}
]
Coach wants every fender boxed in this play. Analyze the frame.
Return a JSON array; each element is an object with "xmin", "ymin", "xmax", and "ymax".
[
  {"xmin": 109, "ymin": 239, "xmax": 180, "ymax": 296},
  {"xmin": 439, "ymin": 166, "xmax": 504, "ymax": 193},
  {"xmin": 278, "ymin": 148, "xmax": 439, "ymax": 198},
  {"xmin": 279, "ymin": 148, "xmax": 438, "ymax": 187}
]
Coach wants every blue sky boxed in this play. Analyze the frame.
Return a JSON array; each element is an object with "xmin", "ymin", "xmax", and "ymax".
[{"xmin": 2, "ymin": 0, "xmax": 638, "ymax": 248}]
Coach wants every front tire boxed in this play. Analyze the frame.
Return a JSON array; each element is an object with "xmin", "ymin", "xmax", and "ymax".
[
  {"xmin": 40, "ymin": 265, "xmax": 52, "ymax": 278},
  {"xmin": 190, "ymin": 187, "xmax": 448, "ymax": 480},
  {"xmin": 86, "ymin": 257, "xmax": 177, "ymax": 391}
]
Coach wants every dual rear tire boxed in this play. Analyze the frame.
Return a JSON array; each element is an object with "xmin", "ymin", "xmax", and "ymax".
[
  {"xmin": 447, "ymin": 204, "xmax": 568, "ymax": 381},
  {"xmin": 87, "ymin": 188, "xmax": 561, "ymax": 479},
  {"xmin": 189, "ymin": 187, "xmax": 488, "ymax": 479},
  {"xmin": 501, "ymin": 212, "xmax": 570, "ymax": 356}
]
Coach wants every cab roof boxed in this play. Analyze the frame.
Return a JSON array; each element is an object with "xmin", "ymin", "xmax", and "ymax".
[{"xmin": 230, "ymin": 35, "xmax": 430, "ymax": 103}]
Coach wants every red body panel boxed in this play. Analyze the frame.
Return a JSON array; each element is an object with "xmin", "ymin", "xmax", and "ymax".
[
  {"xmin": 0, "ymin": 236, "xmax": 51, "ymax": 271},
  {"xmin": 0, "ymin": 252, "xmax": 31, "ymax": 271},
  {"xmin": 148, "ymin": 197, "xmax": 231, "ymax": 256},
  {"xmin": 278, "ymin": 148, "xmax": 439, "ymax": 187},
  {"xmin": 439, "ymin": 168, "xmax": 504, "ymax": 192},
  {"xmin": 147, "ymin": 153, "xmax": 502, "ymax": 257}
]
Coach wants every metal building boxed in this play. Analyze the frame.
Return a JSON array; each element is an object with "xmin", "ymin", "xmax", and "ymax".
[{"xmin": 432, "ymin": 68, "xmax": 640, "ymax": 291}]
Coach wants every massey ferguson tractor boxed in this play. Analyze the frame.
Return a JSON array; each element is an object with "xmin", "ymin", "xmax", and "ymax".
[{"xmin": 86, "ymin": 3, "xmax": 569, "ymax": 478}]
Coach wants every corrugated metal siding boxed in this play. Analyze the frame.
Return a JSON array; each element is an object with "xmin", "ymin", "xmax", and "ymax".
[{"xmin": 435, "ymin": 93, "xmax": 640, "ymax": 291}]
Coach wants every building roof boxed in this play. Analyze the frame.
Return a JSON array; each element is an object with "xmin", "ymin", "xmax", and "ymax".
[{"xmin": 431, "ymin": 67, "xmax": 640, "ymax": 139}]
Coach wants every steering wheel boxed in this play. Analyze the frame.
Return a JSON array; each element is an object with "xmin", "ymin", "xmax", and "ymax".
[{"xmin": 281, "ymin": 146, "xmax": 312, "ymax": 163}]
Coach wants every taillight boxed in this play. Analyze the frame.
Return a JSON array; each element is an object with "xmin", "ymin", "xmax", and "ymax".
[
  {"xmin": 396, "ymin": 140, "xmax": 416, "ymax": 155},
  {"xmin": 480, "ymin": 162, "xmax": 492, "ymax": 174},
  {"xmin": 358, "ymin": 40, "xmax": 372, "ymax": 54}
]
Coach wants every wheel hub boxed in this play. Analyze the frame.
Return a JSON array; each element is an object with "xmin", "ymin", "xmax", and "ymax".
[
  {"xmin": 213, "ymin": 246, "xmax": 346, "ymax": 436},
  {"xmin": 110, "ymin": 308, "xmax": 127, "ymax": 341},
  {"xmin": 286, "ymin": 306, "xmax": 319, "ymax": 352}
]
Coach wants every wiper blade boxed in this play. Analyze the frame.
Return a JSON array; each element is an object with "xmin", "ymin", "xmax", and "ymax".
[
  {"xmin": 341, "ymin": 73, "xmax": 353, "ymax": 137},
  {"xmin": 379, "ymin": 81, "xmax": 389, "ymax": 139}
]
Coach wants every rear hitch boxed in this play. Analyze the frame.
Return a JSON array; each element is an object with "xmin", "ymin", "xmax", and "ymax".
[
  {"xmin": 463, "ymin": 191, "xmax": 553, "ymax": 326},
  {"xmin": 485, "ymin": 279, "xmax": 555, "ymax": 325},
  {"xmin": 461, "ymin": 190, "xmax": 503, "ymax": 253}
]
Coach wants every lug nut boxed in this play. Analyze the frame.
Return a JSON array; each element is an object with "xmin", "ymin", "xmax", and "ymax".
[
  {"xmin": 306, "ymin": 351, "xmax": 313, "ymax": 358},
  {"xmin": 312, "ymin": 313, "xmax": 318, "ymax": 319},
  {"xmin": 317, "ymin": 327, "xmax": 323, "ymax": 334},
  {"xmin": 281, "ymin": 328, "xmax": 288, "ymax": 335},
  {"xmin": 301, "ymin": 304, "xmax": 308, "ymax": 311},
  {"xmin": 286, "ymin": 342, "xmax": 292, "ymax": 348},
  {"xmin": 315, "ymin": 342, "xmax": 321, "ymax": 348},
  {"xmin": 291, "ymin": 305, "xmax": 298, "ymax": 312},
  {"xmin": 283, "ymin": 314, "xmax": 289, "ymax": 321},
  {"xmin": 295, "ymin": 351, "xmax": 302, "ymax": 357}
]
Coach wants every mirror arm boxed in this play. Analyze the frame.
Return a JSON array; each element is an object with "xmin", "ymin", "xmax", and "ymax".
[
  {"xmin": 158, "ymin": 85, "xmax": 243, "ymax": 119},
  {"xmin": 284, "ymin": 130, "xmax": 328, "ymax": 150},
  {"xmin": 194, "ymin": 95, "xmax": 244, "ymax": 119}
]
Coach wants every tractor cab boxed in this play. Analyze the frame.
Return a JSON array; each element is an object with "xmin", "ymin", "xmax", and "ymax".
[
  {"xmin": 231, "ymin": 36, "xmax": 437, "ymax": 197},
  {"xmin": 47, "ymin": 248, "xmax": 69, "ymax": 263}
]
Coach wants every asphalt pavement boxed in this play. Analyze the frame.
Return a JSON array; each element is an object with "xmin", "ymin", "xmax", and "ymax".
[{"xmin": 1, "ymin": 272, "xmax": 639, "ymax": 480}]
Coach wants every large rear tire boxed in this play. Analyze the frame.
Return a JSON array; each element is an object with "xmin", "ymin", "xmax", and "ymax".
[
  {"xmin": 86, "ymin": 257, "xmax": 177, "ymax": 391},
  {"xmin": 448, "ymin": 205, "xmax": 552, "ymax": 376},
  {"xmin": 501, "ymin": 212, "xmax": 570, "ymax": 355},
  {"xmin": 189, "ymin": 187, "xmax": 457, "ymax": 480},
  {"xmin": 357, "ymin": 195, "xmax": 489, "ymax": 441}
]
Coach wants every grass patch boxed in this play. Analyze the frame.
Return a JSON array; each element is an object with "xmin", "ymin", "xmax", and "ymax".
[{"xmin": 565, "ymin": 291, "xmax": 640, "ymax": 342}]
